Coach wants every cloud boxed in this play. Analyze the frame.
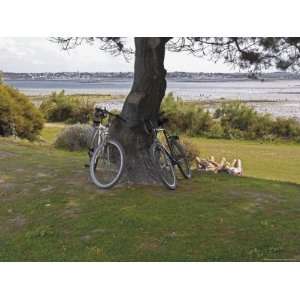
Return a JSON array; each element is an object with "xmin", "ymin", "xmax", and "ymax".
[
  {"xmin": 0, "ymin": 37, "xmax": 233, "ymax": 73},
  {"xmin": 0, "ymin": 37, "xmax": 133, "ymax": 72}
]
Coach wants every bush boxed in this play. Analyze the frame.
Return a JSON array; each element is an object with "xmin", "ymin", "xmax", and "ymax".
[
  {"xmin": 214, "ymin": 102, "xmax": 263, "ymax": 139},
  {"xmin": 40, "ymin": 90, "xmax": 72, "ymax": 121},
  {"xmin": 160, "ymin": 93, "xmax": 300, "ymax": 142},
  {"xmin": 161, "ymin": 93, "xmax": 215, "ymax": 136},
  {"xmin": 181, "ymin": 138, "xmax": 200, "ymax": 162},
  {"xmin": 69, "ymin": 99, "xmax": 94, "ymax": 124},
  {"xmin": 0, "ymin": 83, "xmax": 44, "ymax": 140},
  {"xmin": 214, "ymin": 102, "xmax": 300, "ymax": 141},
  {"xmin": 214, "ymin": 102, "xmax": 258, "ymax": 131},
  {"xmin": 272, "ymin": 117, "xmax": 300, "ymax": 139},
  {"xmin": 206, "ymin": 122, "xmax": 225, "ymax": 139},
  {"xmin": 54, "ymin": 124, "xmax": 93, "ymax": 151},
  {"xmin": 40, "ymin": 90, "xmax": 93, "ymax": 124}
]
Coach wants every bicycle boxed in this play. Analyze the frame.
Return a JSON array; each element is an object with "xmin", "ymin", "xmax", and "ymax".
[
  {"xmin": 88, "ymin": 106, "xmax": 126, "ymax": 189},
  {"xmin": 145, "ymin": 114, "xmax": 192, "ymax": 190}
]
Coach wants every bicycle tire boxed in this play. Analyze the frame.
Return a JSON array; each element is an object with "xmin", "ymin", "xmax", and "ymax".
[
  {"xmin": 170, "ymin": 139, "xmax": 192, "ymax": 179},
  {"xmin": 150, "ymin": 142, "xmax": 176, "ymax": 190},
  {"xmin": 90, "ymin": 139, "xmax": 125, "ymax": 189}
]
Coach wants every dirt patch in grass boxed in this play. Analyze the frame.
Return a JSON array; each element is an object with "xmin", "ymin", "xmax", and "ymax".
[
  {"xmin": 0, "ymin": 182, "xmax": 16, "ymax": 196},
  {"xmin": 230, "ymin": 189, "xmax": 284, "ymax": 203},
  {"xmin": 8, "ymin": 215, "xmax": 26, "ymax": 228},
  {"xmin": 61, "ymin": 198, "xmax": 81, "ymax": 219},
  {"xmin": 139, "ymin": 239, "xmax": 161, "ymax": 252},
  {"xmin": 4, "ymin": 215, "xmax": 27, "ymax": 232},
  {"xmin": 0, "ymin": 151, "xmax": 16, "ymax": 159}
]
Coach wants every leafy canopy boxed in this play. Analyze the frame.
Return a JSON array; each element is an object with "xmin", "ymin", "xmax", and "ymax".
[{"xmin": 53, "ymin": 37, "xmax": 300, "ymax": 71}]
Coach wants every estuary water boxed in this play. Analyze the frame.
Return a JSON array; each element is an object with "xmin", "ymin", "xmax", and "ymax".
[{"xmin": 5, "ymin": 79, "xmax": 300, "ymax": 120}]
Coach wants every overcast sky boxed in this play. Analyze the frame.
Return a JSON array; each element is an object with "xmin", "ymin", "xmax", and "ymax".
[{"xmin": 0, "ymin": 37, "xmax": 235, "ymax": 73}]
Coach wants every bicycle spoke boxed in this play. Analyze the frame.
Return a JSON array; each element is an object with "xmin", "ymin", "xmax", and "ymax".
[
  {"xmin": 151, "ymin": 143, "xmax": 176, "ymax": 190},
  {"xmin": 90, "ymin": 140, "xmax": 124, "ymax": 189}
]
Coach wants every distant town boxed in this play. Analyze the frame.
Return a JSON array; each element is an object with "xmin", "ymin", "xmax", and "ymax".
[{"xmin": 3, "ymin": 71, "xmax": 300, "ymax": 82}]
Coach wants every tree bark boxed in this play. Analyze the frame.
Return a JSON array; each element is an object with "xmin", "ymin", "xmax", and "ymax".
[{"xmin": 109, "ymin": 37, "xmax": 170, "ymax": 184}]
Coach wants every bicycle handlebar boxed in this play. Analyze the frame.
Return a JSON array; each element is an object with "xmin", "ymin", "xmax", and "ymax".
[
  {"xmin": 95, "ymin": 107, "xmax": 126, "ymax": 122},
  {"xmin": 143, "ymin": 115, "xmax": 169, "ymax": 136},
  {"xmin": 143, "ymin": 113, "xmax": 169, "ymax": 129}
]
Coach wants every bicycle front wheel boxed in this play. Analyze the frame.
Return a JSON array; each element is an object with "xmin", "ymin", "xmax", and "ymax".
[
  {"xmin": 151, "ymin": 143, "xmax": 176, "ymax": 190},
  {"xmin": 90, "ymin": 139, "xmax": 124, "ymax": 189}
]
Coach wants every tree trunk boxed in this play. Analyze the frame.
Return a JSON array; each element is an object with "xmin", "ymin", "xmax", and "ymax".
[{"xmin": 109, "ymin": 37, "xmax": 169, "ymax": 184}]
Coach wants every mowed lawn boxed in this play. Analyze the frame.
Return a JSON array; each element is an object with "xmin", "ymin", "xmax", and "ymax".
[
  {"xmin": 0, "ymin": 131, "xmax": 300, "ymax": 261},
  {"xmin": 187, "ymin": 137, "xmax": 300, "ymax": 185}
]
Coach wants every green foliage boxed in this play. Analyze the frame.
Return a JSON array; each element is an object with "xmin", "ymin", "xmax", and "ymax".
[
  {"xmin": 215, "ymin": 102, "xmax": 259, "ymax": 131},
  {"xmin": 180, "ymin": 138, "xmax": 200, "ymax": 161},
  {"xmin": 215, "ymin": 102, "xmax": 300, "ymax": 141},
  {"xmin": 272, "ymin": 117, "xmax": 300, "ymax": 140},
  {"xmin": 161, "ymin": 93, "xmax": 300, "ymax": 142},
  {"xmin": 54, "ymin": 124, "xmax": 93, "ymax": 151},
  {"xmin": 215, "ymin": 102, "xmax": 269, "ymax": 139},
  {"xmin": 70, "ymin": 100, "xmax": 94, "ymax": 123},
  {"xmin": 40, "ymin": 90, "xmax": 94, "ymax": 123},
  {"xmin": 0, "ymin": 83, "xmax": 44, "ymax": 140},
  {"xmin": 206, "ymin": 122, "xmax": 225, "ymax": 139},
  {"xmin": 161, "ymin": 93, "xmax": 215, "ymax": 136}
]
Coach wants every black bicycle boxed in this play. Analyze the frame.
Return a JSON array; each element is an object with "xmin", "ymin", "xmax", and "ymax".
[{"xmin": 145, "ymin": 114, "xmax": 191, "ymax": 190}]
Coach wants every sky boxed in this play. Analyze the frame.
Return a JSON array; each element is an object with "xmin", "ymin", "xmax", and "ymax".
[{"xmin": 0, "ymin": 37, "xmax": 235, "ymax": 73}]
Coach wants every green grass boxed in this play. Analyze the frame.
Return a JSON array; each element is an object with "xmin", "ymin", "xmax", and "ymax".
[
  {"xmin": 0, "ymin": 133, "xmax": 300, "ymax": 261},
  {"xmin": 40, "ymin": 123, "xmax": 67, "ymax": 144},
  {"xmin": 188, "ymin": 137, "xmax": 300, "ymax": 184}
]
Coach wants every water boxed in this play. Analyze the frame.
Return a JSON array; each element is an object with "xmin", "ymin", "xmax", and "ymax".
[{"xmin": 5, "ymin": 79, "xmax": 300, "ymax": 120}]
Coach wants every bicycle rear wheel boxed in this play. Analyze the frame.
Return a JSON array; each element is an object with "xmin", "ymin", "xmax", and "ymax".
[
  {"xmin": 170, "ymin": 139, "xmax": 192, "ymax": 179},
  {"xmin": 151, "ymin": 143, "xmax": 176, "ymax": 190},
  {"xmin": 90, "ymin": 139, "xmax": 124, "ymax": 189}
]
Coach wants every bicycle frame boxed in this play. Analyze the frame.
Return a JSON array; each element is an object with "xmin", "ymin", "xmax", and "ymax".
[
  {"xmin": 96, "ymin": 123, "xmax": 108, "ymax": 146},
  {"xmin": 88, "ymin": 123, "xmax": 108, "ymax": 159},
  {"xmin": 150, "ymin": 123, "xmax": 178, "ymax": 166}
]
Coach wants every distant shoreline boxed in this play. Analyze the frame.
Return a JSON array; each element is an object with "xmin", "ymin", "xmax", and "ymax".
[
  {"xmin": 4, "ymin": 70, "xmax": 300, "ymax": 82},
  {"xmin": 4, "ymin": 78, "xmax": 300, "ymax": 83}
]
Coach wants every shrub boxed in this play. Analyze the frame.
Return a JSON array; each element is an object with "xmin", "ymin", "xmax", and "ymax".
[
  {"xmin": 0, "ymin": 83, "xmax": 44, "ymax": 140},
  {"xmin": 181, "ymin": 138, "xmax": 200, "ymax": 162},
  {"xmin": 248, "ymin": 114, "xmax": 274, "ymax": 139},
  {"xmin": 160, "ymin": 94, "xmax": 300, "ymax": 142},
  {"xmin": 54, "ymin": 124, "xmax": 93, "ymax": 151},
  {"xmin": 214, "ymin": 102, "xmax": 259, "ymax": 135},
  {"xmin": 69, "ymin": 99, "xmax": 94, "ymax": 124},
  {"xmin": 161, "ymin": 93, "xmax": 215, "ymax": 136},
  {"xmin": 188, "ymin": 107, "xmax": 215, "ymax": 136},
  {"xmin": 206, "ymin": 122, "xmax": 224, "ymax": 139},
  {"xmin": 214, "ymin": 102, "xmax": 300, "ymax": 141},
  {"xmin": 40, "ymin": 90, "xmax": 93, "ymax": 123},
  {"xmin": 272, "ymin": 117, "xmax": 300, "ymax": 139},
  {"xmin": 40, "ymin": 90, "xmax": 74, "ymax": 122}
]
